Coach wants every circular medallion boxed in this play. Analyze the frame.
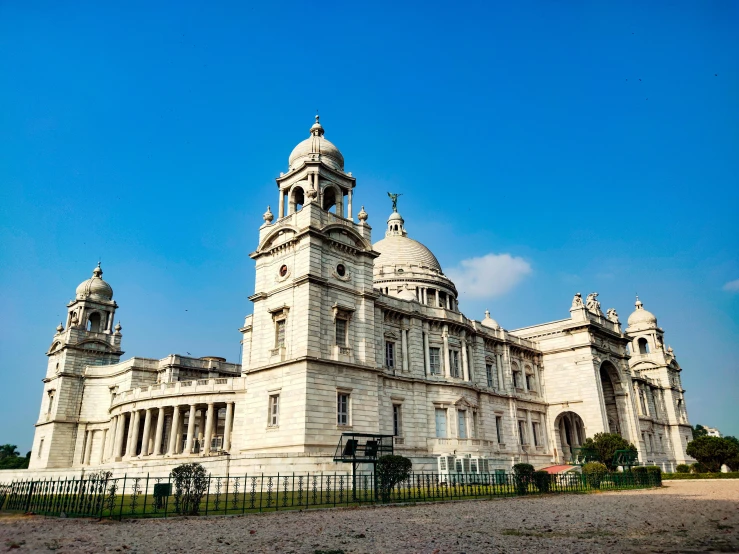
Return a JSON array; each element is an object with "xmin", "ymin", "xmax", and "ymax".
[
  {"xmin": 336, "ymin": 264, "xmax": 346, "ymax": 277},
  {"xmin": 279, "ymin": 264, "xmax": 288, "ymax": 277}
]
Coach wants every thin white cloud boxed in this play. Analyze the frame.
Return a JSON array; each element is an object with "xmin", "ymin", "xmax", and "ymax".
[
  {"xmin": 447, "ymin": 253, "xmax": 532, "ymax": 299},
  {"xmin": 723, "ymin": 279, "xmax": 739, "ymax": 292}
]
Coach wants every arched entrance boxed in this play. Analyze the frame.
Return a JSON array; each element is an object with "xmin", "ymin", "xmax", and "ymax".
[
  {"xmin": 599, "ymin": 361, "xmax": 622, "ymax": 435},
  {"xmin": 554, "ymin": 411, "xmax": 585, "ymax": 463}
]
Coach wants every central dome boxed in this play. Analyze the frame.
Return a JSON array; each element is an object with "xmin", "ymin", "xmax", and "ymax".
[
  {"xmin": 373, "ymin": 235, "xmax": 442, "ymax": 271},
  {"xmin": 288, "ymin": 116, "xmax": 344, "ymax": 171}
]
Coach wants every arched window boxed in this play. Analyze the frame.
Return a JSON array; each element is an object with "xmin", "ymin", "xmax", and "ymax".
[
  {"xmin": 87, "ymin": 312, "xmax": 102, "ymax": 333},
  {"xmin": 322, "ymin": 185, "xmax": 344, "ymax": 216},
  {"xmin": 638, "ymin": 337, "xmax": 650, "ymax": 354},
  {"xmin": 289, "ymin": 186, "xmax": 305, "ymax": 214}
]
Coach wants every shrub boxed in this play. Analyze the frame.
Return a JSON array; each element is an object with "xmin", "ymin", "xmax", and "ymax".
[
  {"xmin": 643, "ymin": 465, "xmax": 662, "ymax": 486},
  {"xmin": 632, "ymin": 466, "xmax": 649, "ymax": 485},
  {"xmin": 170, "ymin": 463, "xmax": 208, "ymax": 515},
  {"xmin": 686, "ymin": 436, "xmax": 739, "ymax": 473},
  {"xmin": 532, "ymin": 470, "xmax": 551, "ymax": 493},
  {"xmin": 675, "ymin": 464, "xmax": 690, "ymax": 474},
  {"xmin": 376, "ymin": 455, "xmax": 412, "ymax": 502},
  {"xmin": 512, "ymin": 463, "xmax": 534, "ymax": 495},
  {"xmin": 581, "ymin": 433, "xmax": 638, "ymax": 471},
  {"xmin": 582, "ymin": 462, "xmax": 608, "ymax": 489}
]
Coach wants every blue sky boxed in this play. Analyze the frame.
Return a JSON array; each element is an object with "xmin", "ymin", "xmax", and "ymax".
[{"xmin": 1, "ymin": 1, "xmax": 737, "ymax": 451}]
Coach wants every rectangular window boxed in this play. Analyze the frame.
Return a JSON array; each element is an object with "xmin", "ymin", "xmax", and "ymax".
[
  {"xmin": 495, "ymin": 416, "xmax": 503, "ymax": 443},
  {"xmin": 275, "ymin": 320, "xmax": 286, "ymax": 348},
  {"xmin": 268, "ymin": 394, "xmax": 280, "ymax": 426},
  {"xmin": 435, "ymin": 408, "xmax": 447, "ymax": 438},
  {"xmin": 486, "ymin": 365, "xmax": 494, "ymax": 388},
  {"xmin": 518, "ymin": 420, "xmax": 527, "ymax": 444},
  {"xmin": 450, "ymin": 350, "xmax": 460, "ymax": 378},
  {"xmin": 659, "ymin": 434, "xmax": 664, "ymax": 452},
  {"xmin": 37, "ymin": 439, "xmax": 44, "ymax": 459},
  {"xmin": 457, "ymin": 410, "xmax": 467, "ymax": 439},
  {"xmin": 513, "ymin": 371, "xmax": 521, "ymax": 389},
  {"xmin": 47, "ymin": 391, "xmax": 55, "ymax": 415},
  {"xmin": 335, "ymin": 318, "xmax": 347, "ymax": 347},
  {"xmin": 429, "ymin": 347, "xmax": 441, "ymax": 375},
  {"xmin": 337, "ymin": 393, "xmax": 349, "ymax": 426},
  {"xmin": 393, "ymin": 404, "xmax": 402, "ymax": 436},
  {"xmin": 532, "ymin": 422, "xmax": 540, "ymax": 446},
  {"xmin": 385, "ymin": 341, "xmax": 395, "ymax": 369}
]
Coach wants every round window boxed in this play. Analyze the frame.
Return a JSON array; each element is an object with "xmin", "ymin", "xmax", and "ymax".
[
  {"xmin": 336, "ymin": 264, "xmax": 346, "ymax": 277},
  {"xmin": 396, "ymin": 268, "xmax": 404, "ymax": 274},
  {"xmin": 279, "ymin": 264, "xmax": 288, "ymax": 277}
]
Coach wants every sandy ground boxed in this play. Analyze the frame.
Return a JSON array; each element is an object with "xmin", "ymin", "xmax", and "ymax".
[{"xmin": 1, "ymin": 480, "xmax": 738, "ymax": 553}]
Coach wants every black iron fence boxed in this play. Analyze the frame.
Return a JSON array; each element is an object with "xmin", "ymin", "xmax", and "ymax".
[{"xmin": 0, "ymin": 471, "xmax": 660, "ymax": 520}]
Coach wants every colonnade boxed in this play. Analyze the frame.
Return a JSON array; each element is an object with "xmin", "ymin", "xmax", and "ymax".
[{"xmin": 97, "ymin": 401, "xmax": 235, "ymax": 464}]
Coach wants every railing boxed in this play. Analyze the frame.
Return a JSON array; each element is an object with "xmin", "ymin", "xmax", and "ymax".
[{"xmin": 0, "ymin": 471, "xmax": 660, "ymax": 520}]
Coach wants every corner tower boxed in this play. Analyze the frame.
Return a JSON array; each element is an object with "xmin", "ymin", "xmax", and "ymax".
[
  {"xmin": 239, "ymin": 117, "xmax": 381, "ymax": 460},
  {"xmin": 30, "ymin": 264, "xmax": 124, "ymax": 469}
]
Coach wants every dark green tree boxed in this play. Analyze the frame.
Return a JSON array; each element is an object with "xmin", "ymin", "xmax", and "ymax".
[
  {"xmin": 581, "ymin": 433, "xmax": 637, "ymax": 471},
  {"xmin": 170, "ymin": 463, "xmax": 208, "ymax": 515},
  {"xmin": 376, "ymin": 455, "xmax": 412, "ymax": 502},
  {"xmin": 0, "ymin": 444, "xmax": 20, "ymax": 460},
  {"xmin": 686, "ymin": 436, "xmax": 739, "ymax": 473},
  {"xmin": 692, "ymin": 425, "xmax": 708, "ymax": 439}
]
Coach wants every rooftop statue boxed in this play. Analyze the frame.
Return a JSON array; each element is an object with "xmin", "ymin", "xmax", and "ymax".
[
  {"xmin": 606, "ymin": 308, "xmax": 620, "ymax": 324},
  {"xmin": 571, "ymin": 292, "xmax": 584, "ymax": 309},
  {"xmin": 387, "ymin": 192, "xmax": 402, "ymax": 212},
  {"xmin": 586, "ymin": 292, "xmax": 602, "ymax": 315}
]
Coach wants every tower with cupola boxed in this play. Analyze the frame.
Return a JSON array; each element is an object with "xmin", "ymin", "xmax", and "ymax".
[
  {"xmin": 625, "ymin": 296, "xmax": 693, "ymax": 467},
  {"xmin": 30, "ymin": 264, "xmax": 124, "ymax": 469},
  {"xmin": 238, "ymin": 117, "xmax": 381, "ymax": 461}
]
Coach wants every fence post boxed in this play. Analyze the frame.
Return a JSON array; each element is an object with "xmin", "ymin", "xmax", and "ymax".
[{"xmin": 118, "ymin": 475, "xmax": 127, "ymax": 521}]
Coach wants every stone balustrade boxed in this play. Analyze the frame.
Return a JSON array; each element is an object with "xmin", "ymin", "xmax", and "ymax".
[{"xmin": 111, "ymin": 377, "xmax": 246, "ymax": 408}]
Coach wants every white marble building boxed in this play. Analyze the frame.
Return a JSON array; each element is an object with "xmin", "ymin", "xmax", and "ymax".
[{"xmin": 25, "ymin": 117, "xmax": 693, "ymax": 478}]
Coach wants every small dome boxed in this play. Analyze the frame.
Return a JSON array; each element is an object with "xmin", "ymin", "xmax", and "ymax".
[
  {"xmin": 388, "ymin": 211, "xmax": 403, "ymax": 222},
  {"xmin": 373, "ymin": 235, "xmax": 442, "ymax": 272},
  {"xmin": 627, "ymin": 296, "xmax": 657, "ymax": 327},
  {"xmin": 397, "ymin": 287, "xmax": 417, "ymax": 301},
  {"xmin": 288, "ymin": 116, "xmax": 344, "ymax": 171},
  {"xmin": 481, "ymin": 310, "xmax": 500, "ymax": 329},
  {"xmin": 76, "ymin": 263, "xmax": 113, "ymax": 301}
]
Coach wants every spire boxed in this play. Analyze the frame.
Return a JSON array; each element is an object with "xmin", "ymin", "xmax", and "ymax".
[{"xmin": 310, "ymin": 114, "xmax": 324, "ymax": 137}]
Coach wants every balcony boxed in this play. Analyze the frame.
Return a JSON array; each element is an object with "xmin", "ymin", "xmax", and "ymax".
[{"xmin": 112, "ymin": 377, "xmax": 246, "ymax": 408}]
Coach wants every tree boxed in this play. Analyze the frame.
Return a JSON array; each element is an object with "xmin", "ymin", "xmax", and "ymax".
[
  {"xmin": 581, "ymin": 433, "xmax": 637, "ymax": 471},
  {"xmin": 170, "ymin": 463, "xmax": 208, "ymax": 515},
  {"xmin": 686, "ymin": 436, "xmax": 739, "ymax": 473},
  {"xmin": 375, "ymin": 455, "xmax": 412, "ymax": 502},
  {"xmin": 692, "ymin": 425, "xmax": 708, "ymax": 439},
  {"xmin": 0, "ymin": 445, "xmax": 20, "ymax": 460}
]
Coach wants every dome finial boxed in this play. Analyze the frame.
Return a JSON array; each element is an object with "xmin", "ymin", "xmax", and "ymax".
[
  {"xmin": 93, "ymin": 261, "xmax": 103, "ymax": 278},
  {"xmin": 635, "ymin": 294, "xmax": 643, "ymax": 309},
  {"xmin": 387, "ymin": 192, "xmax": 402, "ymax": 213},
  {"xmin": 263, "ymin": 205, "xmax": 274, "ymax": 223},
  {"xmin": 310, "ymin": 113, "xmax": 324, "ymax": 137}
]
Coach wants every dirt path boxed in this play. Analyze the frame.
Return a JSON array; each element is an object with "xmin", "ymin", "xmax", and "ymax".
[{"xmin": 1, "ymin": 480, "xmax": 737, "ymax": 553}]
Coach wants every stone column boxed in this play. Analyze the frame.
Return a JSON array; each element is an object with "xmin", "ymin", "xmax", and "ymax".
[
  {"xmin": 99, "ymin": 429, "xmax": 108, "ymax": 464},
  {"xmin": 153, "ymin": 407, "xmax": 165, "ymax": 456},
  {"xmin": 423, "ymin": 329, "xmax": 430, "ymax": 375},
  {"xmin": 467, "ymin": 341, "xmax": 474, "ymax": 381},
  {"xmin": 203, "ymin": 403, "xmax": 215, "ymax": 455},
  {"xmin": 278, "ymin": 189, "xmax": 284, "ymax": 219},
  {"xmin": 127, "ymin": 410, "xmax": 141, "ymax": 457},
  {"xmin": 113, "ymin": 414, "xmax": 126, "ymax": 459},
  {"xmin": 401, "ymin": 328, "xmax": 409, "ymax": 372},
  {"xmin": 496, "ymin": 353, "xmax": 504, "ymax": 391},
  {"xmin": 446, "ymin": 295, "xmax": 451, "ymax": 309},
  {"xmin": 461, "ymin": 337, "xmax": 469, "ymax": 381},
  {"xmin": 347, "ymin": 188, "xmax": 353, "ymax": 220},
  {"xmin": 106, "ymin": 417, "xmax": 117, "ymax": 461},
  {"xmin": 140, "ymin": 409, "xmax": 152, "ymax": 456},
  {"xmin": 83, "ymin": 430, "xmax": 94, "ymax": 465},
  {"xmin": 526, "ymin": 411, "xmax": 535, "ymax": 447},
  {"xmin": 168, "ymin": 406, "xmax": 181, "ymax": 455},
  {"xmin": 442, "ymin": 327, "xmax": 451, "ymax": 378},
  {"xmin": 223, "ymin": 402, "xmax": 234, "ymax": 452},
  {"xmin": 185, "ymin": 405, "xmax": 197, "ymax": 454}
]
